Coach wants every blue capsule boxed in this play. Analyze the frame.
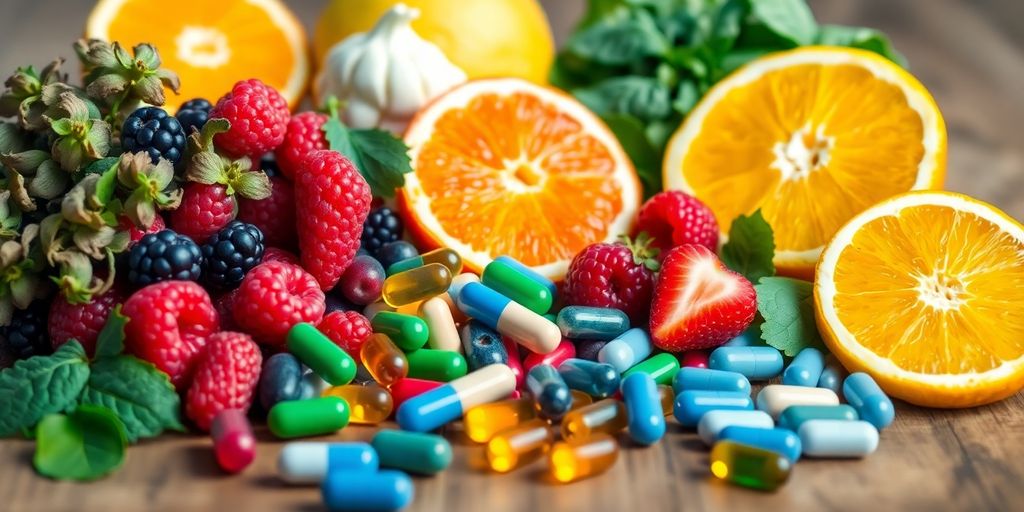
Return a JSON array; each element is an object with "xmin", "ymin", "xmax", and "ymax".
[
  {"xmin": 558, "ymin": 358, "xmax": 620, "ymax": 398},
  {"xmin": 576, "ymin": 340, "xmax": 608, "ymax": 362},
  {"xmin": 526, "ymin": 364, "xmax": 573, "ymax": 421},
  {"xmin": 719, "ymin": 426, "xmax": 802, "ymax": 462},
  {"xmin": 460, "ymin": 321, "xmax": 509, "ymax": 371},
  {"xmin": 598, "ymin": 328, "xmax": 652, "ymax": 372},
  {"xmin": 494, "ymin": 255, "xmax": 557, "ymax": 297},
  {"xmin": 817, "ymin": 359, "xmax": 847, "ymax": 396},
  {"xmin": 843, "ymin": 373, "xmax": 894, "ymax": 430},
  {"xmin": 260, "ymin": 353, "xmax": 304, "ymax": 410},
  {"xmin": 278, "ymin": 442, "xmax": 378, "ymax": 484},
  {"xmin": 457, "ymin": 282, "xmax": 561, "ymax": 354},
  {"xmin": 672, "ymin": 367, "xmax": 751, "ymax": 395},
  {"xmin": 673, "ymin": 390, "xmax": 754, "ymax": 427},
  {"xmin": 708, "ymin": 346, "xmax": 784, "ymax": 380},
  {"xmin": 782, "ymin": 347, "xmax": 826, "ymax": 387},
  {"xmin": 622, "ymin": 372, "xmax": 665, "ymax": 445},
  {"xmin": 322, "ymin": 469, "xmax": 414, "ymax": 511},
  {"xmin": 556, "ymin": 306, "xmax": 630, "ymax": 340}
]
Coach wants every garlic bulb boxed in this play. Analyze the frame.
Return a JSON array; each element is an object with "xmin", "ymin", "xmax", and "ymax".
[{"xmin": 315, "ymin": 3, "xmax": 467, "ymax": 133}]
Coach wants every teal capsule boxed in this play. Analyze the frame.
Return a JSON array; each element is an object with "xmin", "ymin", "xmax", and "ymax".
[
  {"xmin": 287, "ymin": 323, "xmax": 356, "ymax": 386},
  {"xmin": 817, "ymin": 359, "xmax": 847, "ymax": 396},
  {"xmin": 482, "ymin": 259, "xmax": 553, "ymax": 314},
  {"xmin": 527, "ymin": 364, "xmax": 573, "ymax": 421},
  {"xmin": 709, "ymin": 346, "xmax": 784, "ymax": 380},
  {"xmin": 672, "ymin": 367, "xmax": 751, "ymax": 395},
  {"xmin": 719, "ymin": 426, "xmax": 802, "ymax": 462},
  {"xmin": 556, "ymin": 306, "xmax": 629, "ymax": 340},
  {"xmin": 387, "ymin": 248, "xmax": 463, "ymax": 276},
  {"xmin": 558, "ymin": 358, "xmax": 620, "ymax": 398},
  {"xmin": 782, "ymin": 347, "xmax": 826, "ymax": 387},
  {"xmin": 673, "ymin": 390, "xmax": 754, "ymax": 427},
  {"xmin": 371, "ymin": 430, "xmax": 453, "ymax": 475},
  {"xmin": 622, "ymin": 353, "xmax": 679, "ymax": 385},
  {"xmin": 371, "ymin": 312, "xmax": 429, "ymax": 352},
  {"xmin": 494, "ymin": 256, "xmax": 556, "ymax": 297},
  {"xmin": 777, "ymin": 405, "xmax": 858, "ymax": 431},
  {"xmin": 406, "ymin": 348, "xmax": 468, "ymax": 382},
  {"xmin": 798, "ymin": 420, "xmax": 878, "ymax": 458},
  {"xmin": 843, "ymin": 373, "xmax": 894, "ymax": 430}
]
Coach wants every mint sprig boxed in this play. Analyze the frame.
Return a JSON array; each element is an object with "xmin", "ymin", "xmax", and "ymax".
[
  {"xmin": 322, "ymin": 96, "xmax": 412, "ymax": 198},
  {"xmin": 721, "ymin": 209, "xmax": 775, "ymax": 283},
  {"xmin": 33, "ymin": 404, "xmax": 127, "ymax": 481},
  {"xmin": 0, "ymin": 341, "xmax": 91, "ymax": 437},
  {"xmin": 755, "ymin": 276, "xmax": 824, "ymax": 356},
  {"xmin": 79, "ymin": 356, "xmax": 183, "ymax": 442}
]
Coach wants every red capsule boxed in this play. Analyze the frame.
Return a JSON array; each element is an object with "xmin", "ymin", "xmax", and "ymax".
[
  {"xmin": 389, "ymin": 377, "xmax": 444, "ymax": 409},
  {"xmin": 523, "ymin": 338, "xmax": 576, "ymax": 373},
  {"xmin": 502, "ymin": 337, "xmax": 526, "ymax": 389},
  {"xmin": 211, "ymin": 409, "xmax": 255, "ymax": 473},
  {"xmin": 681, "ymin": 350, "xmax": 709, "ymax": 369}
]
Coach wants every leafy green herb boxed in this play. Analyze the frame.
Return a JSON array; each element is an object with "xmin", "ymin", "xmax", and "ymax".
[
  {"xmin": 33, "ymin": 404, "xmax": 127, "ymax": 481},
  {"xmin": 79, "ymin": 356, "xmax": 183, "ymax": 442},
  {"xmin": 0, "ymin": 341, "xmax": 91, "ymax": 437},
  {"xmin": 721, "ymin": 209, "xmax": 775, "ymax": 283},
  {"xmin": 322, "ymin": 97, "xmax": 412, "ymax": 198},
  {"xmin": 754, "ymin": 276, "xmax": 823, "ymax": 356},
  {"xmin": 93, "ymin": 305, "xmax": 127, "ymax": 359}
]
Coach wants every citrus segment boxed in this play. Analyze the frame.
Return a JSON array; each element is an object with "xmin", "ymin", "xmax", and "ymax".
[
  {"xmin": 816, "ymin": 191, "xmax": 1024, "ymax": 407},
  {"xmin": 401, "ymin": 79, "xmax": 641, "ymax": 280}
]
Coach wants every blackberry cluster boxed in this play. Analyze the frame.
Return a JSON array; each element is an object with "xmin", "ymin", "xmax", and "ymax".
[
  {"xmin": 201, "ymin": 221, "xmax": 265, "ymax": 289},
  {"xmin": 1, "ymin": 302, "xmax": 50, "ymax": 360},
  {"xmin": 360, "ymin": 207, "xmax": 403, "ymax": 257},
  {"xmin": 258, "ymin": 154, "xmax": 281, "ymax": 178},
  {"xmin": 122, "ymin": 107, "xmax": 187, "ymax": 166},
  {"xmin": 175, "ymin": 98, "xmax": 212, "ymax": 136},
  {"xmin": 127, "ymin": 230, "xmax": 203, "ymax": 286}
]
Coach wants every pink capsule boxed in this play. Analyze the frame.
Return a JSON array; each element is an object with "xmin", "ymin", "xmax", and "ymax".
[
  {"xmin": 523, "ymin": 338, "xmax": 576, "ymax": 373},
  {"xmin": 681, "ymin": 350, "xmax": 709, "ymax": 369},
  {"xmin": 389, "ymin": 378, "xmax": 444, "ymax": 409},
  {"xmin": 211, "ymin": 409, "xmax": 255, "ymax": 473},
  {"xmin": 502, "ymin": 337, "xmax": 525, "ymax": 389}
]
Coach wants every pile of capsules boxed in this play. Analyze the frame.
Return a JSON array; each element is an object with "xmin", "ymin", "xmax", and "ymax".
[{"xmin": 208, "ymin": 248, "xmax": 896, "ymax": 511}]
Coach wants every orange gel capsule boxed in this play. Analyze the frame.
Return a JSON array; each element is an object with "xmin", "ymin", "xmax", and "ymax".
[
  {"xmin": 560, "ymin": 398, "xmax": 627, "ymax": 441},
  {"xmin": 360, "ymin": 334, "xmax": 408, "ymax": 386},
  {"xmin": 549, "ymin": 433, "xmax": 619, "ymax": 483},
  {"xmin": 464, "ymin": 398, "xmax": 537, "ymax": 443},
  {"xmin": 382, "ymin": 263, "xmax": 452, "ymax": 307},
  {"xmin": 486, "ymin": 418, "xmax": 554, "ymax": 472},
  {"xmin": 658, "ymin": 385, "xmax": 674, "ymax": 416},
  {"xmin": 323, "ymin": 384, "xmax": 393, "ymax": 424}
]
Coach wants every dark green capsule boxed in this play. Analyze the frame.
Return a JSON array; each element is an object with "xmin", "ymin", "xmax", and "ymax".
[
  {"xmin": 778, "ymin": 405, "xmax": 859, "ymax": 431},
  {"xmin": 623, "ymin": 353, "xmax": 680, "ymax": 385},
  {"xmin": 371, "ymin": 312, "xmax": 429, "ymax": 352},
  {"xmin": 406, "ymin": 349, "xmax": 468, "ymax": 382},
  {"xmin": 287, "ymin": 323, "xmax": 356, "ymax": 385},
  {"xmin": 482, "ymin": 259, "xmax": 553, "ymax": 314},
  {"xmin": 268, "ymin": 397, "xmax": 349, "ymax": 438},
  {"xmin": 372, "ymin": 429, "xmax": 453, "ymax": 475}
]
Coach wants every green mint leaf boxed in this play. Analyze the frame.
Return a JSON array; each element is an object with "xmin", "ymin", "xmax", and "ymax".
[
  {"xmin": 755, "ymin": 277, "xmax": 823, "ymax": 356},
  {"xmin": 567, "ymin": 10, "xmax": 670, "ymax": 65},
  {"xmin": 0, "ymin": 341, "xmax": 91, "ymax": 437},
  {"xmin": 573, "ymin": 76, "xmax": 673, "ymax": 121},
  {"xmin": 33, "ymin": 404, "xmax": 127, "ymax": 481},
  {"xmin": 816, "ymin": 25, "xmax": 907, "ymax": 67},
  {"xmin": 600, "ymin": 113, "xmax": 660, "ymax": 198},
  {"xmin": 721, "ymin": 209, "xmax": 775, "ymax": 283},
  {"xmin": 323, "ymin": 100, "xmax": 412, "ymax": 198},
  {"xmin": 79, "ymin": 355, "xmax": 184, "ymax": 441},
  {"xmin": 93, "ymin": 306, "xmax": 127, "ymax": 359},
  {"xmin": 747, "ymin": 0, "xmax": 817, "ymax": 46}
]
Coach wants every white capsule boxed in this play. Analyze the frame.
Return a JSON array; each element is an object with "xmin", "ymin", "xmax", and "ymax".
[
  {"xmin": 419, "ymin": 297, "xmax": 461, "ymax": 352},
  {"xmin": 798, "ymin": 420, "xmax": 879, "ymax": 458},
  {"xmin": 278, "ymin": 442, "xmax": 378, "ymax": 484},
  {"xmin": 697, "ymin": 410, "xmax": 774, "ymax": 445}
]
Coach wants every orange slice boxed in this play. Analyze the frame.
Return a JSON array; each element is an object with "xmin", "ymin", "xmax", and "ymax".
[
  {"xmin": 663, "ymin": 47, "xmax": 946, "ymax": 279},
  {"xmin": 815, "ymin": 191, "xmax": 1024, "ymax": 407},
  {"xmin": 86, "ymin": 0, "xmax": 309, "ymax": 111},
  {"xmin": 399, "ymin": 78, "xmax": 641, "ymax": 280}
]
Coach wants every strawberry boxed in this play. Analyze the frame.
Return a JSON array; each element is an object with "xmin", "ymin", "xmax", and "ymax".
[
  {"xmin": 562, "ymin": 235, "xmax": 659, "ymax": 325},
  {"xmin": 294, "ymin": 150, "xmax": 371, "ymax": 290},
  {"xmin": 633, "ymin": 191, "xmax": 719, "ymax": 258},
  {"xmin": 649, "ymin": 244, "xmax": 756, "ymax": 352}
]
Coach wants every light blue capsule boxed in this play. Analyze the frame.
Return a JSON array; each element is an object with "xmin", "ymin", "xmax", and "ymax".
[
  {"xmin": 782, "ymin": 347, "xmax": 826, "ymax": 387},
  {"xmin": 708, "ymin": 346, "xmax": 784, "ymax": 380},
  {"xmin": 322, "ymin": 469, "xmax": 414, "ymax": 511},
  {"xmin": 558, "ymin": 358, "xmax": 620, "ymax": 398},
  {"xmin": 526, "ymin": 364, "xmax": 573, "ymax": 421},
  {"xmin": 622, "ymin": 372, "xmax": 665, "ymax": 445},
  {"xmin": 493, "ymin": 255, "xmax": 557, "ymax": 297},
  {"xmin": 673, "ymin": 390, "xmax": 753, "ymax": 427},
  {"xmin": 817, "ymin": 359, "xmax": 847, "ymax": 396},
  {"xmin": 798, "ymin": 419, "xmax": 879, "ymax": 458},
  {"xmin": 556, "ymin": 306, "xmax": 630, "ymax": 340},
  {"xmin": 697, "ymin": 410, "xmax": 773, "ymax": 445},
  {"xmin": 777, "ymin": 405, "xmax": 858, "ymax": 432},
  {"xmin": 672, "ymin": 367, "xmax": 751, "ymax": 395},
  {"xmin": 278, "ymin": 442, "xmax": 378, "ymax": 484},
  {"xmin": 843, "ymin": 373, "xmax": 894, "ymax": 430},
  {"xmin": 460, "ymin": 321, "xmax": 509, "ymax": 371},
  {"xmin": 598, "ymin": 328, "xmax": 652, "ymax": 373},
  {"xmin": 719, "ymin": 426, "xmax": 802, "ymax": 462}
]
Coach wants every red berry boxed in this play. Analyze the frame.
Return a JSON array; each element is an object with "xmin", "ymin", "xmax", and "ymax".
[
  {"xmin": 233, "ymin": 261, "xmax": 326, "ymax": 345},
  {"xmin": 633, "ymin": 191, "xmax": 719, "ymax": 258},
  {"xmin": 170, "ymin": 183, "xmax": 236, "ymax": 243},
  {"xmin": 237, "ymin": 176, "xmax": 296, "ymax": 249},
  {"xmin": 209, "ymin": 79, "xmax": 290, "ymax": 158},
  {"xmin": 649, "ymin": 244, "xmax": 756, "ymax": 352},
  {"xmin": 185, "ymin": 331, "xmax": 262, "ymax": 432},
  {"xmin": 336, "ymin": 254, "xmax": 385, "ymax": 305},
  {"xmin": 294, "ymin": 150, "xmax": 371, "ymax": 290},
  {"xmin": 262, "ymin": 246, "xmax": 300, "ymax": 265},
  {"xmin": 317, "ymin": 311, "xmax": 372, "ymax": 356},
  {"xmin": 48, "ymin": 287, "xmax": 125, "ymax": 356},
  {"xmin": 214, "ymin": 289, "xmax": 240, "ymax": 331},
  {"xmin": 562, "ymin": 236, "xmax": 658, "ymax": 325},
  {"xmin": 274, "ymin": 112, "xmax": 327, "ymax": 179},
  {"xmin": 120, "ymin": 214, "xmax": 165, "ymax": 247},
  {"xmin": 122, "ymin": 281, "xmax": 220, "ymax": 389}
]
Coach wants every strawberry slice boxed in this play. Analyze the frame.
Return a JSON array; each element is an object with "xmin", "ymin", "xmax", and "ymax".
[{"xmin": 649, "ymin": 244, "xmax": 756, "ymax": 351}]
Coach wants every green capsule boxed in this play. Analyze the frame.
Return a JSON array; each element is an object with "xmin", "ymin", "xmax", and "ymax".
[
  {"xmin": 287, "ymin": 323, "xmax": 356, "ymax": 385},
  {"xmin": 372, "ymin": 430, "xmax": 453, "ymax": 475},
  {"xmin": 481, "ymin": 259, "xmax": 553, "ymax": 314},
  {"xmin": 623, "ymin": 353, "xmax": 680, "ymax": 385},
  {"xmin": 371, "ymin": 312, "xmax": 429, "ymax": 352},
  {"xmin": 406, "ymin": 349, "xmax": 468, "ymax": 382},
  {"xmin": 268, "ymin": 397, "xmax": 349, "ymax": 438},
  {"xmin": 778, "ymin": 405, "xmax": 859, "ymax": 431},
  {"xmin": 387, "ymin": 248, "xmax": 463, "ymax": 276}
]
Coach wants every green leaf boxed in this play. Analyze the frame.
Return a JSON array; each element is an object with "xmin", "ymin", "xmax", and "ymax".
[
  {"xmin": 79, "ymin": 356, "xmax": 183, "ymax": 441},
  {"xmin": 567, "ymin": 10, "xmax": 670, "ymax": 66},
  {"xmin": 93, "ymin": 306, "xmax": 127, "ymax": 359},
  {"xmin": 816, "ymin": 25, "xmax": 907, "ymax": 67},
  {"xmin": 0, "ymin": 341, "xmax": 91, "ymax": 437},
  {"xmin": 601, "ymin": 114, "xmax": 660, "ymax": 197},
  {"xmin": 755, "ymin": 277, "xmax": 823, "ymax": 356},
  {"xmin": 747, "ymin": 0, "xmax": 818, "ymax": 46},
  {"xmin": 720, "ymin": 209, "xmax": 775, "ymax": 283},
  {"xmin": 323, "ymin": 99, "xmax": 412, "ymax": 198},
  {"xmin": 573, "ymin": 76, "xmax": 673, "ymax": 121},
  {"xmin": 33, "ymin": 404, "xmax": 127, "ymax": 481}
]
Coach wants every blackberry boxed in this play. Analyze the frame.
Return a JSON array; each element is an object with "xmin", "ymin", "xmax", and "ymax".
[
  {"xmin": 360, "ymin": 207, "xmax": 403, "ymax": 257},
  {"xmin": 201, "ymin": 221, "xmax": 265, "ymax": 289},
  {"xmin": 258, "ymin": 154, "xmax": 281, "ymax": 178},
  {"xmin": 122, "ymin": 107, "xmax": 187, "ymax": 166},
  {"xmin": 175, "ymin": 98, "xmax": 212, "ymax": 135},
  {"xmin": 1, "ymin": 302, "xmax": 51, "ymax": 360},
  {"xmin": 127, "ymin": 229, "xmax": 203, "ymax": 286},
  {"xmin": 377, "ymin": 241, "xmax": 418, "ymax": 270}
]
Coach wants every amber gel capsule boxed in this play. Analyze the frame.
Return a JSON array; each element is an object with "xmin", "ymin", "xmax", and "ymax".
[
  {"xmin": 322, "ymin": 384, "xmax": 393, "ymax": 424},
  {"xmin": 549, "ymin": 433, "xmax": 619, "ymax": 483},
  {"xmin": 464, "ymin": 398, "xmax": 537, "ymax": 443},
  {"xmin": 486, "ymin": 418, "xmax": 555, "ymax": 472},
  {"xmin": 360, "ymin": 334, "xmax": 409, "ymax": 386},
  {"xmin": 382, "ymin": 263, "xmax": 452, "ymax": 307},
  {"xmin": 561, "ymin": 398, "xmax": 627, "ymax": 441}
]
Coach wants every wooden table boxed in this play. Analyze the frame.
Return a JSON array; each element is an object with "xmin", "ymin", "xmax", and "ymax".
[{"xmin": 2, "ymin": 1, "xmax": 1024, "ymax": 511}]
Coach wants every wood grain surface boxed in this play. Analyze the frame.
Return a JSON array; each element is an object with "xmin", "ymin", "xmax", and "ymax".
[{"xmin": 2, "ymin": 1, "xmax": 1024, "ymax": 511}]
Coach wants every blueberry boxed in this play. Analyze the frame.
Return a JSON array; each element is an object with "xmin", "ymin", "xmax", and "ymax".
[
  {"xmin": 377, "ymin": 241, "xmax": 418, "ymax": 269},
  {"xmin": 259, "ymin": 353, "xmax": 303, "ymax": 410},
  {"xmin": 175, "ymin": 98, "xmax": 212, "ymax": 135}
]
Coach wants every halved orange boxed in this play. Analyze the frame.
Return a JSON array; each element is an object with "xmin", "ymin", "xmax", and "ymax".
[
  {"xmin": 816, "ymin": 191, "xmax": 1024, "ymax": 407},
  {"xmin": 399, "ymin": 78, "xmax": 641, "ymax": 280},
  {"xmin": 664, "ymin": 47, "xmax": 947, "ymax": 279},
  {"xmin": 86, "ymin": 0, "xmax": 309, "ymax": 111}
]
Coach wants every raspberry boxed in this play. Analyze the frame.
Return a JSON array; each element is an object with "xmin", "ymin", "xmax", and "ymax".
[
  {"xmin": 237, "ymin": 176, "xmax": 296, "ymax": 249},
  {"xmin": 360, "ymin": 207, "xmax": 403, "ymax": 258},
  {"xmin": 121, "ymin": 107, "xmax": 187, "ymax": 166},
  {"xmin": 632, "ymin": 191, "xmax": 719, "ymax": 258},
  {"xmin": 214, "ymin": 289, "xmax": 240, "ymax": 332},
  {"xmin": 563, "ymin": 236, "xmax": 658, "ymax": 325},
  {"xmin": 123, "ymin": 281, "xmax": 220, "ymax": 389},
  {"xmin": 126, "ymin": 230, "xmax": 203, "ymax": 287},
  {"xmin": 1, "ymin": 301, "xmax": 50, "ymax": 360},
  {"xmin": 49, "ymin": 286, "xmax": 125, "ymax": 356},
  {"xmin": 274, "ymin": 112, "xmax": 327, "ymax": 179},
  {"xmin": 175, "ymin": 98, "xmax": 212, "ymax": 135},
  {"xmin": 262, "ymin": 246, "xmax": 300, "ymax": 265},
  {"xmin": 209, "ymin": 79, "xmax": 290, "ymax": 158},
  {"xmin": 185, "ymin": 331, "xmax": 262, "ymax": 432},
  {"xmin": 233, "ymin": 261, "xmax": 326, "ymax": 345},
  {"xmin": 201, "ymin": 221, "xmax": 265, "ymax": 289},
  {"xmin": 120, "ymin": 214, "xmax": 165, "ymax": 247},
  {"xmin": 317, "ymin": 311, "xmax": 372, "ymax": 356},
  {"xmin": 295, "ymin": 150, "xmax": 371, "ymax": 290},
  {"xmin": 169, "ymin": 183, "xmax": 236, "ymax": 243}
]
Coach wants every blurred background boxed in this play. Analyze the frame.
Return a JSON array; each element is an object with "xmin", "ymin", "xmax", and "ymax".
[{"xmin": 1, "ymin": 0, "xmax": 1021, "ymax": 216}]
